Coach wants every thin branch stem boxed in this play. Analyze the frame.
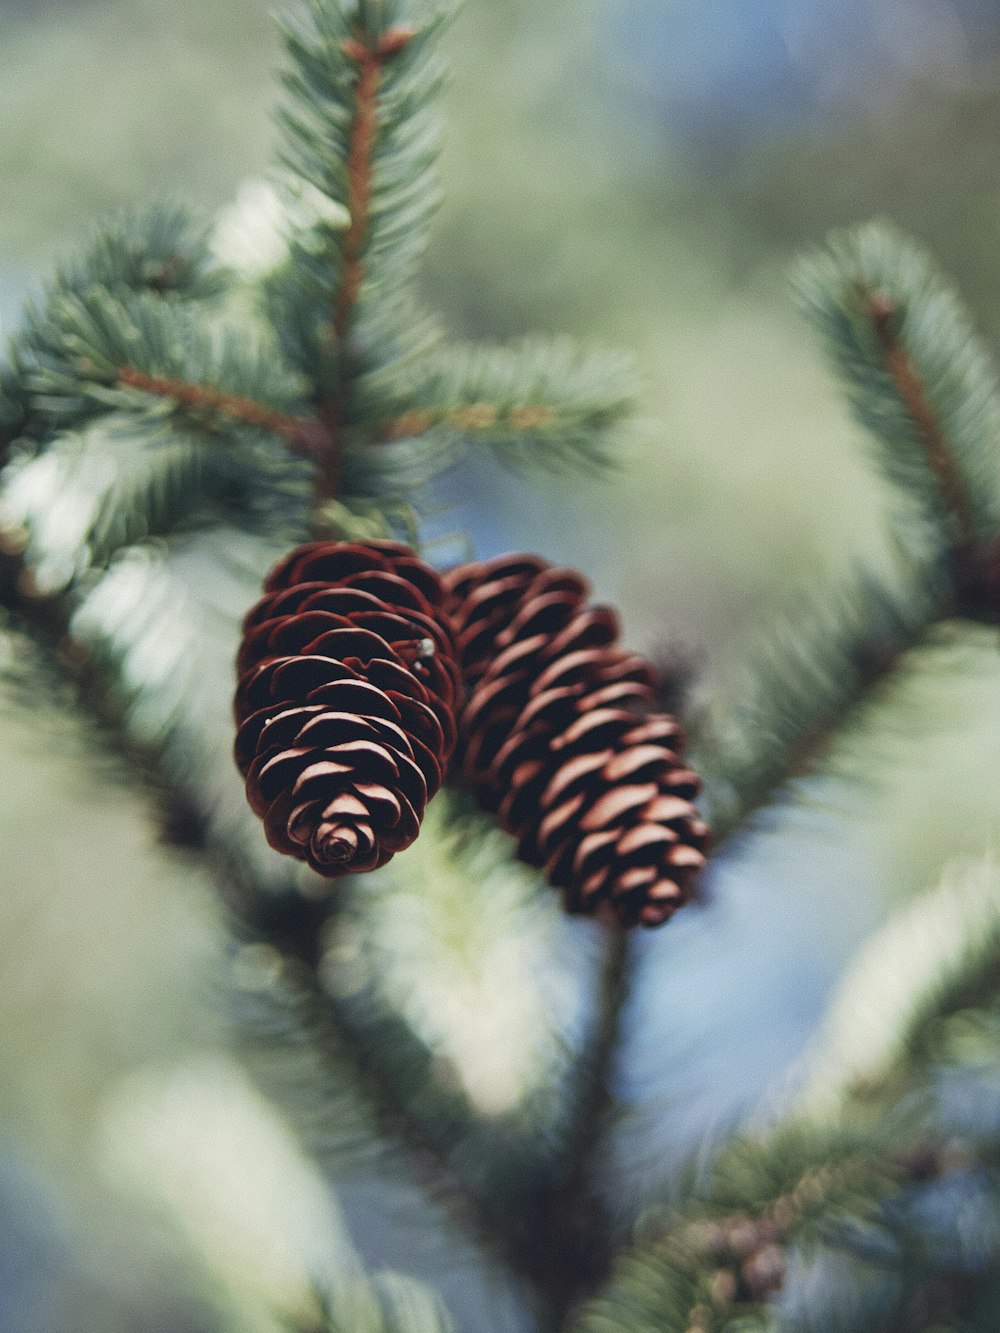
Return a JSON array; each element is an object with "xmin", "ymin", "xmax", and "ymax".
[
  {"xmin": 333, "ymin": 25, "xmax": 415, "ymax": 341},
  {"xmin": 697, "ymin": 283, "xmax": 993, "ymax": 842},
  {"xmin": 866, "ymin": 290, "xmax": 979, "ymax": 547},
  {"xmin": 381, "ymin": 402, "xmax": 560, "ymax": 441},
  {"xmin": 117, "ymin": 366, "xmax": 328, "ymax": 455},
  {"xmin": 312, "ymin": 26, "xmax": 414, "ymax": 503},
  {"xmin": 333, "ymin": 26, "xmax": 414, "ymax": 346}
]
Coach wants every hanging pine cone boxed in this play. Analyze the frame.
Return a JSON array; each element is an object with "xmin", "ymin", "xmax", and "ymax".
[
  {"xmin": 234, "ymin": 540, "xmax": 460, "ymax": 876},
  {"xmin": 445, "ymin": 553, "xmax": 709, "ymax": 927}
]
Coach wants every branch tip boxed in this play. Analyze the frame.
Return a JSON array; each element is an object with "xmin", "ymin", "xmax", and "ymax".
[
  {"xmin": 333, "ymin": 27, "xmax": 415, "ymax": 352},
  {"xmin": 863, "ymin": 284, "xmax": 977, "ymax": 547},
  {"xmin": 377, "ymin": 25, "xmax": 417, "ymax": 59},
  {"xmin": 866, "ymin": 288, "xmax": 898, "ymax": 329}
]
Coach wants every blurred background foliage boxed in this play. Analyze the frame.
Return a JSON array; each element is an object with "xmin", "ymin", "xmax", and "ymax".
[{"xmin": 4, "ymin": 0, "xmax": 1000, "ymax": 1328}]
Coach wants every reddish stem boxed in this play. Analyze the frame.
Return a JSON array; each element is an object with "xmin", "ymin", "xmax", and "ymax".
[
  {"xmin": 117, "ymin": 366, "xmax": 328, "ymax": 456},
  {"xmin": 124, "ymin": 30, "xmax": 417, "ymax": 507},
  {"xmin": 315, "ymin": 26, "xmax": 414, "ymax": 503},
  {"xmin": 334, "ymin": 27, "xmax": 415, "ymax": 347},
  {"xmin": 867, "ymin": 291, "xmax": 977, "ymax": 546}
]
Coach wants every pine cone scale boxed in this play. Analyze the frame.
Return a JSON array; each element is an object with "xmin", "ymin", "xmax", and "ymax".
[
  {"xmin": 579, "ymin": 784, "xmax": 660, "ymax": 832},
  {"xmin": 539, "ymin": 750, "xmax": 609, "ymax": 806}
]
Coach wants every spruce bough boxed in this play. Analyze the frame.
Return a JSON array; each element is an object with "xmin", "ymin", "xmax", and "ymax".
[{"xmin": 4, "ymin": 2, "xmax": 1000, "ymax": 1330}]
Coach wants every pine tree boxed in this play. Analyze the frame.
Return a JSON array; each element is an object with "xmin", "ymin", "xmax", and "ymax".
[{"xmin": 5, "ymin": 3, "xmax": 1000, "ymax": 1331}]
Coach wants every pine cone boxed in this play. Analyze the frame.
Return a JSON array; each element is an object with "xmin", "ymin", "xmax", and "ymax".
[
  {"xmin": 235, "ymin": 540, "xmax": 460, "ymax": 876},
  {"xmin": 445, "ymin": 553, "xmax": 709, "ymax": 927}
]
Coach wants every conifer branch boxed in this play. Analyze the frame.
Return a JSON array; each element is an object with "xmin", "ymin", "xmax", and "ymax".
[
  {"xmin": 275, "ymin": 1, "xmax": 448, "ymax": 410},
  {"xmin": 235, "ymin": 938, "xmax": 493, "ymax": 1213},
  {"xmin": 570, "ymin": 1128, "xmax": 909, "ymax": 1333},
  {"xmin": 9, "ymin": 283, "xmax": 310, "ymax": 453},
  {"xmin": 116, "ymin": 366, "xmax": 328, "ymax": 454},
  {"xmin": 698, "ymin": 565, "xmax": 942, "ymax": 845},
  {"xmin": 796, "ymin": 221, "xmax": 1000, "ymax": 551},
  {"xmin": 865, "ymin": 291, "xmax": 978, "ymax": 549},
  {"xmin": 381, "ymin": 402, "xmax": 560, "ymax": 441},
  {"xmin": 334, "ymin": 27, "xmax": 415, "ymax": 347},
  {"xmin": 315, "ymin": 28, "xmax": 409, "ymax": 503},
  {"xmin": 379, "ymin": 338, "xmax": 636, "ymax": 472}
]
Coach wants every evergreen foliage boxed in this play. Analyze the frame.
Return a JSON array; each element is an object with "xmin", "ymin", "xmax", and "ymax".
[
  {"xmin": 4, "ymin": 1, "xmax": 1000, "ymax": 1331},
  {"xmin": 795, "ymin": 222, "xmax": 1000, "ymax": 553},
  {"xmin": 695, "ymin": 562, "xmax": 939, "ymax": 841}
]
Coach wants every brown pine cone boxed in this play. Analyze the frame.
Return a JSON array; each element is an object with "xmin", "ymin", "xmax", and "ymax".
[
  {"xmin": 234, "ymin": 540, "xmax": 460, "ymax": 877},
  {"xmin": 444, "ymin": 553, "xmax": 709, "ymax": 927}
]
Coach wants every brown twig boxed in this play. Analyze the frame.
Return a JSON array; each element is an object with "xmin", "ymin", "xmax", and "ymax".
[
  {"xmin": 867, "ymin": 291, "xmax": 978, "ymax": 547},
  {"xmin": 380, "ymin": 401, "xmax": 559, "ymax": 442},
  {"xmin": 311, "ymin": 26, "xmax": 415, "ymax": 503},
  {"xmin": 117, "ymin": 366, "xmax": 329, "ymax": 456},
  {"xmin": 334, "ymin": 27, "xmax": 415, "ymax": 347}
]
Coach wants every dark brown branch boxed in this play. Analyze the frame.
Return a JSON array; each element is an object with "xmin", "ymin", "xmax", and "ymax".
[
  {"xmin": 117, "ymin": 366, "xmax": 329, "ymax": 456},
  {"xmin": 863, "ymin": 290, "xmax": 1000, "ymax": 621},
  {"xmin": 867, "ymin": 291, "xmax": 978, "ymax": 547}
]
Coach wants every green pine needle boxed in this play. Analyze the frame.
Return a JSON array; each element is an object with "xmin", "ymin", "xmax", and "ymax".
[{"xmin": 54, "ymin": 201, "xmax": 229, "ymax": 303}]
